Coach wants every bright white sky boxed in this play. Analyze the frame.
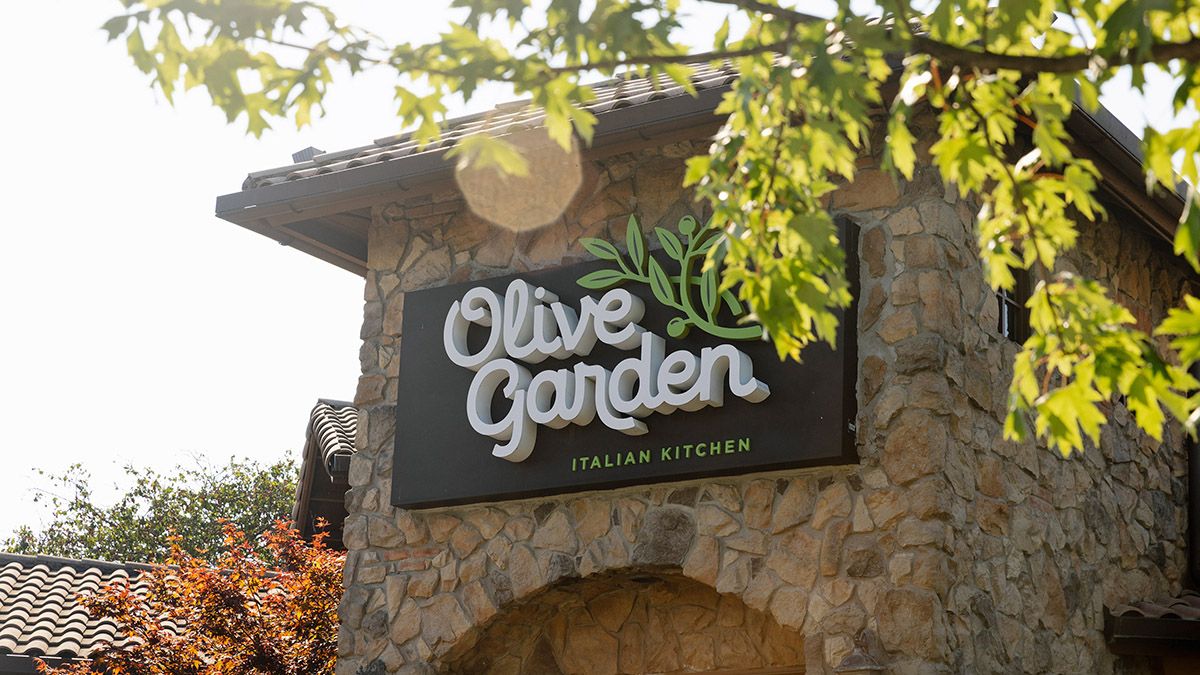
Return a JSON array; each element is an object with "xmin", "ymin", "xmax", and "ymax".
[{"xmin": 0, "ymin": 1, "xmax": 1190, "ymax": 541}]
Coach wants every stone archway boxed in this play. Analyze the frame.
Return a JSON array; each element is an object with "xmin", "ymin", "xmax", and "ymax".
[{"xmin": 439, "ymin": 571, "xmax": 805, "ymax": 674}]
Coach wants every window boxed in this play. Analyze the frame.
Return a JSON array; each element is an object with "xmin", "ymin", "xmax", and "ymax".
[{"xmin": 996, "ymin": 273, "xmax": 1031, "ymax": 343}]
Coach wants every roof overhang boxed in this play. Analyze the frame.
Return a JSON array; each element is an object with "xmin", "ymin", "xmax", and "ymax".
[
  {"xmin": 1065, "ymin": 101, "xmax": 1187, "ymax": 242},
  {"xmin": 215, "ymin": 86, "xmax": 728, "ymax": 276},
  {"xmin": 215, "ymin": 79, "xmax": 1185, "ymax": 277}
]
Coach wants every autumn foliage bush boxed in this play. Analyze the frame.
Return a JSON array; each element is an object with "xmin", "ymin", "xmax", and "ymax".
[{"xmin": 38, "ymin": 521, "xmax": 344, "ymax": 675}]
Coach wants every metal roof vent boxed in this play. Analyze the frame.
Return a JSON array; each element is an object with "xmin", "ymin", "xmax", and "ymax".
[{"xmin": 291, "ymin": 146, "xmax": 324, "ymax": 163}]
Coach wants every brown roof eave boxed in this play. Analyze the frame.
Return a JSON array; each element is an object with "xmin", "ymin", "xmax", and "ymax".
[
  {"xmin": 1106, "ymin": 610, "xmax": 1200, "ymax": 657},
  {"xmin": 1066, "ymin": 101, "xmax": 1187, "ymax": 245},
  {"xmin": 0, "ymin": 653, "xmax": 89, "ymax": 674},
  {"xmin": 213, "ymin": 86, "xmax": 729, "ymax": 275},
  {"xmin": 215, "ymin": 66, "xmax": 1186, "ymax": 276}
]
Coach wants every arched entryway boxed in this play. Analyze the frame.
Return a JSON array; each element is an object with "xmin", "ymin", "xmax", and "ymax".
[{"xmin": 439, "ymin": 571, "xmax": 805, "ymax": 674}]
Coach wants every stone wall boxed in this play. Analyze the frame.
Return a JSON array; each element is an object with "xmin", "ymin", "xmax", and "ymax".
[
  {"xmin": 934, "ymin": 198, "xmax": 1194, "ymax": 673},
  {"xmin": 340, "ymin": 125, "xmax": 1190, "ymax": 674},
  {"xmin": 445, "ymin": 572, "xmax": 805, "ymax": 674}
]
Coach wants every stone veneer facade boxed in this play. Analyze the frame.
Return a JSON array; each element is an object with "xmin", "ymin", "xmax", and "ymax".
[{"xmin": 339, "ymin": 122, "xmax": 1192, "ymax": 674}]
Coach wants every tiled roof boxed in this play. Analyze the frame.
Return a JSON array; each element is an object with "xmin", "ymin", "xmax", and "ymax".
[
  {"xmin": 1111, "ymin": 591, "xmax": 1200, "ymax": 621},
  {"xmin": 0, "ymin": 554, "xmax": 151, "ymax": 663},
  {"xmin": 241, "ymin": 61, "xmax": 739, "ymax": 190},
  {"xmin": 309, "ymin": 399, "xmax": 357, "ymax": 476},
  {"xmin": 291, "ymin": 399, "xmax": 357, "ymax": 551}
]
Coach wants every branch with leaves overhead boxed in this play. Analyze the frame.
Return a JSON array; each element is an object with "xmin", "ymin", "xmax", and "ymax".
[{"xmin": 104, "ymin": 0, "xmax": 1200, "ymax": 457}]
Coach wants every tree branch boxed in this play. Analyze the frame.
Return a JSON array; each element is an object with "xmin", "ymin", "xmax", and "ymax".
[
  {"xmin": 704, "ymin": 0, "xmax": 1200, "ymax": 74},
  {"xmin": 257, "ymin": 34, "xmax": 388, "ymax": 65},
  {"xmin": 545, "ymin": 41, "xmax": 791, "ymax": 74},
  {"xmin": 702, "ymin": 0, "xmax": 823, "ymax": 24},
  {"xmin": 913, "ymin": 34, "xmax": 1200, "ymax": 73}
]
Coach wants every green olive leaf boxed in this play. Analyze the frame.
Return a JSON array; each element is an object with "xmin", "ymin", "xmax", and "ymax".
[
  {"xmin": 581, "ymin": 237, "xmax": 622, "ymax": 262},
  {"xmin": 655, "ymin": 227, "xmax": 684, "ymax": 261},
  {"xmin": 577, "ymin": 269, "xmax": 627, "ymax": 290},
  {"xmin": 646, "ymin": 257, "xmax": 676, "ymax": 308},
  {"xmin": 626, "ymin": 215, "xmax": 647, "ymax": 275},
  {"xmin": 701, "ymin": 267, "xmax": 719, "ymax": 320}
]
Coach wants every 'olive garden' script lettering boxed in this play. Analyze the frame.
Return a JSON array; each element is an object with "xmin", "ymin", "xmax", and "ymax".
[{"xmin": 444, "ymin": 280, "xmax": 769, "ymax": 462}]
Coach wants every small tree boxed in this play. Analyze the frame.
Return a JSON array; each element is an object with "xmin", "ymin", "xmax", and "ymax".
[
  {"xmin": 37, "ymin": 521, "xmax": 343, "ymax": 675},
  {"xmin": 5, "ymin": 456, "xmax": 298, "ymax": 562}
]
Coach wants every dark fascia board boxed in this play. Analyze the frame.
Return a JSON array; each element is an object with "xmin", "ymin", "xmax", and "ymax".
[
  {"xmin": 290, "ymin": 420, "xmax": 322, "ymax": 530},
  {"xmin": 0, "ymin": 552, "xmax": 153, "ymax": 575},
  {"xmin": 0, "ymin": 654, "xmax": 87, "ymax": 674},
  {"xmin": 1065, "ymin": 99, "xmax": 1186, "ymax": 219},
  {"xmin": 1106, "ymin": 611, "xmax": 1200, "ymax": 656},
  {"xmin": 1077, "ymin": 97, "xmax": 1186, "ymax": 204}
]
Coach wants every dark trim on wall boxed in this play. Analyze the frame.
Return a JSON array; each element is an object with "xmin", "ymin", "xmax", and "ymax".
[
  {"xmin": 1106, "ymin": 611, "xmax": 1200, "ymax": 656},
  {"xmin": 839, "ymin": 213, "xmax": 862, "ymax": 461},
  {"xmin": 1189, "ymin": 365, "xmax": 1200, "ymax": 590},
  {"xmin": 0, "ymin": 654, "xmax": 85, "ymax": 674}
]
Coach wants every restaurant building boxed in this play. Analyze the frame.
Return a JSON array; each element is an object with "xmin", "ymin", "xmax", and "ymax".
[{"xmin": 217, "ymin": 63, "xmax": 1198, "ymax": 674}]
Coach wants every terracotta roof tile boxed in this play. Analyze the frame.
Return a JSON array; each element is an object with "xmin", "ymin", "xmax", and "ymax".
[
  {"xmin": 1111, "ymin": 590, "xmax": 1200, "ymax": 621},
  {"xmin": 309, "ymin": 399, "xmax": 358, "ymax": 476},
  {"xmin": 0, "ymin": 553, "xmax": 152, "ymax": 660},
  {"xmin": 241, "ymin": 61, "xmax": 739, "ymax": 190}
]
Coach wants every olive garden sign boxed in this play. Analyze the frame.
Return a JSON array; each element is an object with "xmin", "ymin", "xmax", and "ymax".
[{"xmin": 393, "ymin": 216, "xmax": 857, "ymax": 508}]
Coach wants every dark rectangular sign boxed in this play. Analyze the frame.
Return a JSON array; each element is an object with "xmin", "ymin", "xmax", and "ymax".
[{"xmin": 393, "ymin": 238, "xmax": 857, "ymax": 509}]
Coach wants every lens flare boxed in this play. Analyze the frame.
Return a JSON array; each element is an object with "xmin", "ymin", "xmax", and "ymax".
[{"xmin": 455, "ymin": 130, "xmax": 583, "ymax": 232}]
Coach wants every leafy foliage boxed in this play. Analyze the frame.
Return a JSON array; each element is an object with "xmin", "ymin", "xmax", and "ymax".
[
  {"xmin": 4, "ymin": 456, "xmax": 298, "ymax": 563},
  {"xmin": 1010, "ymin": 275, "xmax": 1197, "ymax": 456},
  {"xmin": 36, "ymin": 521, "xmax": 342, "ymax": 675},
  {"xmin": 103, "ymin": 0, "xmax": 1200, "ymax": 456}
]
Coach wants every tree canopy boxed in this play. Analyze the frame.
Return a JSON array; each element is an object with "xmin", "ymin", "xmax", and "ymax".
[
  {"xmin": 37, "ymin": 521, "xmax": 342, "ymax": 675},
  {"xmin": 4, "ymin": 456, "xmax": 298, "ymax": 562},
  {"xmin": 103, "ymin": 0, "xmax": 1200, "ymax": 457}
]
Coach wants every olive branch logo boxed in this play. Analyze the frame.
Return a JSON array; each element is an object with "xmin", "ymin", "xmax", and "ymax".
[{"xmin": 577, "ymin": 215, "xmax": 764, "ymax": 341}]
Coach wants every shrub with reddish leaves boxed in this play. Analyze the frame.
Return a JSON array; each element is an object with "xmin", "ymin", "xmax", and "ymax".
[{"xmin": 39, "ymin": 521, "xmax": 344, "ymax": 675}]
